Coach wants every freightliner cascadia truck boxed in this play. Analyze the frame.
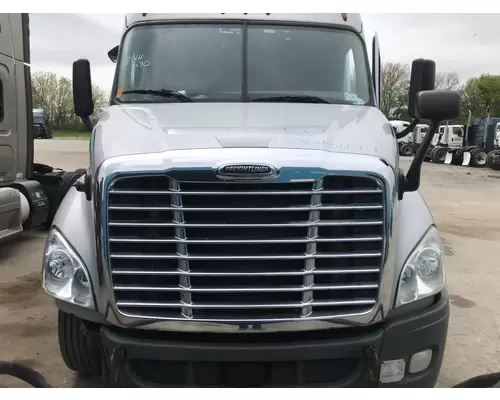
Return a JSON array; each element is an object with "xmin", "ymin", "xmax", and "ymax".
[{"xmin": 41, "ymin": 13, "xmax": 460, "ymax": 387}]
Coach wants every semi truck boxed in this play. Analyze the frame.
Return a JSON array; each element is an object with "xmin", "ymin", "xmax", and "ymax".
[
  {"xmin": 443, "ymin": 116, "xmax": 500, "ymax": 169},
  {"xmin": 39, "ymin": 13, "xmax": 461, "ymax": 387},
  {"xmin": 32, "ymin": 108, "xmax": 53, "ymax": 139},
  {"xmin": 392, "ymin": 121, "xmax": 430, "ymax": 157},
  {"xmin": 0, "ymin": 14, "xmax": 84, "ymax": 243}
]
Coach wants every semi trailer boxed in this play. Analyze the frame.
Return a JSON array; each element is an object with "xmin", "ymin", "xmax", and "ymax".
[
  {"xmin": 41, "ymin": 13, "xmax": 460, "ymax": 387},
  {"xmin": 0, "ymin": 13, "xmax": 84, "ymax": 243}
]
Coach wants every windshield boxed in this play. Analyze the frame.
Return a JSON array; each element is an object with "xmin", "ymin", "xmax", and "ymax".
[
  {"xmin": 33, "ymin": 110, "xmax": 45, "ymax": 124},
  {"xmin": 115, "ymin": 23, "xmax": 372, "ymax": 105}
]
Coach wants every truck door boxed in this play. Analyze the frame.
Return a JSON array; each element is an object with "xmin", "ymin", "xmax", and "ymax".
[
  {"xmin": 372, "ymin": 33, "xmax": 381, "ymax": 108},
  {"xmin": 0, "ymin": 15, "xmax": 17, "ymax": 185},
  {"xmin": 451, "ymin": 126, "xmax": 463, "ymax": 147}
]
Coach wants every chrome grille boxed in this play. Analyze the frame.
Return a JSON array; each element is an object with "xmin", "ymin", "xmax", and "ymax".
[{"xmin": 106, "ymin": 173, "xmax": 385, "ymax": 322}]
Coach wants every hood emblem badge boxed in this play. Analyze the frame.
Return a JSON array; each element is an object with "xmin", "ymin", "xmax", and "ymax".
[{"xmin": 216, "ymin": 163, "xmax": 279, "ymax": 180}]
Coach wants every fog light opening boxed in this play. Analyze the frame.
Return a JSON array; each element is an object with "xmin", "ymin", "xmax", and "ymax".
[{"xmin": 409, "ymin": 349, "xmax": 433, "ymax": 374}]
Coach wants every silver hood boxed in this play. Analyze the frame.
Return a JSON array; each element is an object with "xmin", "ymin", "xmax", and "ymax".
[{"xmin": 91, "ymin": 103, "xmax": 397, "ymax": 171}]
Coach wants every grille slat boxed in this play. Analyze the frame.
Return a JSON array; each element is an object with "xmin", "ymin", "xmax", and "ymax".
[
  {"xmin": 111, "ymin": 268, "xmax": 381, "ymax": 276},
  {"xmin": 110, "ymin": 252, "xmax": 382, "ymax": 260},
  {"xmin": 109, "ymin": 189, "xmax": 383, "ymax": 195},
  {"xmin": 109, "ymin": 236, "xmax": 383, "ymax": 244},
  {"xmin": 107, "ymin": 173, "xmax": 385, "ymax": 322},
  {"xmin": 109, "ymin": 220, "xmax": 383, "ymax": 228},
  {"xmin": 109, "ymin": 205, "xmax": 383, "ymax": 212},
  {"xmin": 116, "ymin": 299, "xmax": 377, "ymax": 309},
  {"xmin": 113, "ymin": 284, "xmax": 379, "ymax": 292}
]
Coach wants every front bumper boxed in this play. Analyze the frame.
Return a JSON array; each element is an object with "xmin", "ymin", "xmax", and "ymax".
[{"xmin": 98, "ymin": 290, "xmax": 449, "ymax": 388}]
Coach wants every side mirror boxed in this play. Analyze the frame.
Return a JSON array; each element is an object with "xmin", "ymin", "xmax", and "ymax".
[
  {"xmin": 72, "ymin": 59, "xmax": 94, "ymax": 131},
  {"xmin": 108, "ymin": 45, "xmax": 119, "ymax": 63},
  {"xmin": 414, "ymin": 90, "xmax": 461, "ymax": 122},
  {"xmin": 403, "ymin": 89, "xmax": 461, "ymax": 195},
  {"xmin": 408, "ymin": 59, "xmax": 436, "ymax": 119}
]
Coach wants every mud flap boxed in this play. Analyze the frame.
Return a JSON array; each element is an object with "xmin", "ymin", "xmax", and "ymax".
[
  {"xmin": 462, "ymin": 152, "xmax": 471, "ymax": 166},
  {"xmin": 444, "ymin": 152, "xmax": 453, "ymax": 164}
]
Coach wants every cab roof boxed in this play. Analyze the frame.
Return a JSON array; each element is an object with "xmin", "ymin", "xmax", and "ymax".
[{"xmin": 124, "ymin": 13, "xmax": 363, "ymax": 33}]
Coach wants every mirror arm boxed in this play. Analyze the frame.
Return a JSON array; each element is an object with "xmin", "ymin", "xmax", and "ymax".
[
  {"xmin": 403, "ymin": 120, "xmax": 439, "ymax": 193},
  {"xmin": 396, "ymin": 118, "xmax": 420, "ymax": 140},
  {"xmin": 82, "ymin": 116, "xmax": 94, "ymax": 133}
]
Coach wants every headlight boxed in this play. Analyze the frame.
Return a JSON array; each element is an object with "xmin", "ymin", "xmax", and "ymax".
[
  {"xmin": 395, "ymin": 225, "xmax": 445, "ymax": 307},
  {"xmin": 42, "ymin": 228, "xmax": 95, "ymax": 309}
]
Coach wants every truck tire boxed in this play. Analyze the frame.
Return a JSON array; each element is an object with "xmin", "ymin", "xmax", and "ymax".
[
  {"xmin": 451, "ymin": 150, "xmax": 463, "ymax": 165},
  {"xmin": 487, "ymin": 150, "xmax": 500, "ymax": 170},
  {"xmin": 432, "ymin": 147, "xmax": 447, "ymax": 164},
  {"xmin": 470, "ymin": 149, "xmax": 487, "ymax": 168},
  {"xmin": 400, "ymin": 143, "xmax": 413, "ymax": 157},
  {"xmin": 58, "ymin": 310, "xmax": 102, "ymax": 377}
]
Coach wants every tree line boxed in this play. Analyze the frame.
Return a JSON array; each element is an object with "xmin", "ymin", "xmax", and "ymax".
[
  {"xmin": 31, "ymin": 71, "xmax": 108, "ymax": 131},
  {"xmin": 381, "ymin": 62, "xmax": 500, "ymax": 124}
]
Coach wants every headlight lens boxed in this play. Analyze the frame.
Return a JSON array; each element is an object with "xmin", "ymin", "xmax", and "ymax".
[
  {"xmin": 42, "ymin": 228, "xmax": 95, "ymax": 309},
  {"xmin": 395, "ymin": 226, "xmax": 445, "ymax": 307}
]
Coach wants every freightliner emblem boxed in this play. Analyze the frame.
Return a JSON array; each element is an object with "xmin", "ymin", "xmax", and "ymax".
[{"xmin": 216, "ymin": 164, "xmax": 279, "ymax": 180}]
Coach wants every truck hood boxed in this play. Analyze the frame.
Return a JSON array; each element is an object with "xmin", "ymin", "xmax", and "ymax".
[{"xmin": 92, "ymin": 103, "xmax": 397, "ymax": 170}]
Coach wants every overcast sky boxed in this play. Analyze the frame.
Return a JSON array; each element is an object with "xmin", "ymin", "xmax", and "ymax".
[{"xmin": 29, "ymin": 13, "xmax": 498, "ymax": 95}]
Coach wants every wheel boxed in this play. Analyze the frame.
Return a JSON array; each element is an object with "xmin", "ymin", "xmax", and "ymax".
[
  {"xmin": 58, "ymin": 310, "xmax": 102, "ymax": 376},
  {"xmin": 470, "ymin": 149, "xmax": 487, "ymax": 168},
  {"xmin": 400, "ymin": 143, "xmax": 413, "ymax": 157},
  {"xmin": 487, "ymin": 150, "xmax": 500, "ymax": 170},
  {"xmin": 451, "ymin": 150, "xmax": 463, "ymax": 165},
  {"xmin": 424, "ymin": 147, "xmax": 434, "ymax": 161},
  {"xmin": 431, "ymin": 147, "xmax": 447, "ymax": 164}
]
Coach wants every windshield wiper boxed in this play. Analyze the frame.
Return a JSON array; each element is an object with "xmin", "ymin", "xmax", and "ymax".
[
  {"xmin": 251, "ymin": 95, "xmax": 332, "ymax": 104},
  {"xmin": 120, "ymin": 89, "xmax": 194, "ymax": 103}
]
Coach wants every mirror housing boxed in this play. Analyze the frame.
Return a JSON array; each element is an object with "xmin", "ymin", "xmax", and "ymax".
[
  {"xmin": 403, "ymin": 89, "xmax": 461, "ymax": 195},
  {"xmin": 408, "ymin": 59, "xmax": 436, "ymax": 119},
  {"xmin": 414, "ymin": 90, "xmax": 461, "ymax": 122},
  {"xmin": 108, "ymin": 45, "xmax": 119, "ymax": 63},
  {"xmin": 72, "ymin": 59, "xmax": 94, "ymax": 131}
]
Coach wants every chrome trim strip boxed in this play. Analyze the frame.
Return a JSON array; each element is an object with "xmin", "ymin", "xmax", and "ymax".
[
  {"xmin": 109, "ymin": 236, "xmax": 383, "ymax": 244},
  {"xmin": 111, "ymin": 268, "xmax": 381, "ymax": 276},
  {"xmin": 302, "ymin": 178, "xmax": 323, "ymax": 317},
  {"xmin": 110, "ymin": 252, "xmax": 383, "ymax": 260},
  {"xmin": 169, "ymin": 179, "xmax": 193, "ymax": 318},
  {"xmin": 117, "ymin": 299, "xmax": 377, "ymax": 309},
  {"xmin": 108, "ymin": 204, "xmax": 383, "ymax": 212},
  {"xmin": 109, "ymin": 189, "xmax": 383, "ymax": 195},
  {"xmin": 108, "ymin": 220, "xmax": 383, "ymax": 228},
  {"xmin": 113, "ymin": 284, "xmax": 379, "ymax": 292}
]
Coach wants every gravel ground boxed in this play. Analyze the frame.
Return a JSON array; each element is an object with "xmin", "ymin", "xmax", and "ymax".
[{"xmin": 1, "ymin": 139, "xmax": 499, "ymax": 388}]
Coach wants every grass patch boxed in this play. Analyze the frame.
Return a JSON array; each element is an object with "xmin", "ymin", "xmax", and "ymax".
[{"xmin": 52, "ymin": 130, "xmax": 90, "ymax": 140}]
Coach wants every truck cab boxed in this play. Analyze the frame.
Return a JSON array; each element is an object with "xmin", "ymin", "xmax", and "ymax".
[
  {"xmin": 434, "ymin": 124, "xmax": 464, "ymax": 148},
  {"xmin": 42, "ymin": 13, "xmax": 460, "ymax": 387},
  {"xmin": 32, "ymin": 108, "xmax": 53, "ymax": 139}
]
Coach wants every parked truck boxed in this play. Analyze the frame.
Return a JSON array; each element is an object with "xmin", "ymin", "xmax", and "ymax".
[
  {"xmin": 423, "ymin": 123, "xmax": 464, "ymax": 164},
  {"xmin": 443, "ymin": 116, "xmax": 500, "ymax": 169},
  {"xmin": 0, "ymin": 14, "xmax": 84, "ymax": 243},
  {"xmin": 394, "ymin": 122, "xmax": 430, "ymax": 157},
  {"xmin": 32, "ymin": 108, "xmax": 53, "ymax": 139},
  {"xmin": 42, "ymin": 13, "xmax": 460, "ymax": 387}
]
